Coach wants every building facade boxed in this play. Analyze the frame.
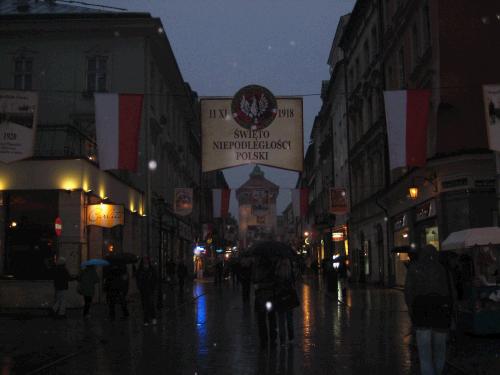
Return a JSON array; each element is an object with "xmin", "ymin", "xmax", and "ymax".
[{"xmin": 0, "ymin": 1, "xmax": 204, "ymax": 306}]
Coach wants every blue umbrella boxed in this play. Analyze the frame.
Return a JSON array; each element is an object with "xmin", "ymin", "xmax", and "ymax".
[{"xmin": 81, "ymin": 258, "xmax": 110, "ymax": 268}]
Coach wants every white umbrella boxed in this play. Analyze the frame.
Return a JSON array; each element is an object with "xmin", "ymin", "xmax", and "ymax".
[{"xmin": 441, "ymin": 227, "xmax": 500, "ymax": 250}]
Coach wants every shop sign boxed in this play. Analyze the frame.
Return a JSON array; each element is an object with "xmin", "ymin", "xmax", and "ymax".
[
  {"xmin": 415, "ymin": 200, "xmax": 436, "ymax": 222},
  {"xmin": 332, "ymin": 231, "xmax": 345, "ymax": 242},
  {"xmin": 174, "ymin": 188, "xmax": 193, "ymax": 216},
  {"xmin": 87, "ymin": 204, "xmax": 124, "ymax": 228},
  {"xmin": 393, "ymin": 213, "xmax": 408, "ymax": 231}
]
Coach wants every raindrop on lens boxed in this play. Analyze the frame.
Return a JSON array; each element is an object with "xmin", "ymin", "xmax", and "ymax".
[{"xmin": 148, "ymin": 160, "xmax": 157, "ymax": 171}]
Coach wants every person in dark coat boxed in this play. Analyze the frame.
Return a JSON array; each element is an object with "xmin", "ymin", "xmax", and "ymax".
[
  {"xmin": 274, "ymin": 257, "xmax": 298, "ymax": 344},
  {"xmin": 52, "ymin": 257, "xmax": 71, "ymax": 318},
  {"xmin": 135, "ymin": 256, "xmax": 158, "ymax": 326},
  {"xmin": 253, "ymin": 256, "xmax": 278, "ymax": 348},
  {"xmin": 239, "ymin": 256, "xmax": 253, "ymax": 303},
  {"xmin": 78, "ymin": 265, "xmax": 99, "ymax": 318},
  {"xmin": 177, "ymin": 259, "xmax": 188, "ymax": 298},
  {"xmin": 104, "ymin": 264, "xmax": 130, "ymax": 321},
  {"xmin": 405, "ymin": 245, "xmax": 455, "ymax": 375}
]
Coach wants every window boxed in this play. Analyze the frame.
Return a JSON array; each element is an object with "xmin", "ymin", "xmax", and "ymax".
[
  {"xmin": 398, "ymin": 48, "xmax": 405, "ymax": 87},
  {"xmin": 86, "ymin": 56, "xmax": 108, "ymax": 92},
  {"xmin": 14, "ymin": 57, "xmax": 33, "ymax": 90}
]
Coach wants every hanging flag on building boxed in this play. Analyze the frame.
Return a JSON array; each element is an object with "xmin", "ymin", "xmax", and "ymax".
[
  {"xmin": 0, "ymin": 90, "xmax": 38, "ymax": 163},
  {"xmin": 482, "ymin": 85, "xmax": 500, "ymax": 151},
  {"xmin": 212, "ymin": 188, "xmax": 231, "ymax": 218},
  {"xmin": 383, "ymin": 90, "xmax": 431, "ymax": 170},
  {"xmin": 291, "ymin": 188, "xmax": 308, "ymax": 217},
  {"xmin": 174, "ymin": 188, "xmax": 193, "ymax": 216},
  {"xmin": 94, "ymin": 93, "xmax": 143, "ymax": 171},
  {"xmin": 329, "ymin": 187, "xmax": 348, "ymax": 215}
]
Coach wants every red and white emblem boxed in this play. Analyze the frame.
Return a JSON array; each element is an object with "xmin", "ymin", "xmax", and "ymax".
[{"xmin": 231, "ymin": 85, "xmax": 277, "ymax": 130}]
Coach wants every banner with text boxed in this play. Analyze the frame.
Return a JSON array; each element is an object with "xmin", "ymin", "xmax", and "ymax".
[
  {"xmin": 329, "ymin": 187, "xmax": 349, "ymax": 215},
  {"xmin": 201, "ymin": 97, "xmax": 303, "ymax": 172},
  {"xmin": 0, "ymin": 90, "xmax": 38, "ymax": 163}
]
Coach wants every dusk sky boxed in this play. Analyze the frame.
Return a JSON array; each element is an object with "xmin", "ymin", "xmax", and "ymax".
[{"xmin": 100, "ymin": 0, "xmax": 356, "ymax": 217}]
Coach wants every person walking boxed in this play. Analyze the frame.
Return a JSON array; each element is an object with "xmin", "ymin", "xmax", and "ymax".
[
  {"xmin": 177, "ymin": 259, "xmax": 188, "ymax": 299},
  {"xmin": 405, "ymin": 244, "xmax": 455, "ymax": 375},
  {"xmin": 52, "ymin": 257, "xmax": 71, "ymax": 319},
  {"xmin": 77, "ymin": 265, "xmax": 99, "ymax": 318},
  {"xmin": 214, "ymin": 257, "xmax": 224, "ymax": 285},
  {"xmin": 104, "ymin": 264, "xmax": 130, "ymax": 321},
  {"xmin": 253, "ymin": 256, "xmax": 278, "ymax": 348},
  {"xmin": 274, "ymin": 257, "xmax": 299, "ymax": 345},
  {"xmin": 135, "ymin": 256, "xmax": 158, "ymax": 326},
  {"xmin": 239, "ymin": 256, "xmax": 253, "ymax": 303}
]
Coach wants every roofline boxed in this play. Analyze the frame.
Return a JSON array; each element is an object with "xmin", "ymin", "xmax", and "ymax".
[{"xmin": 0, "ymin": 12, "xmax": 152, "ymax": 20}]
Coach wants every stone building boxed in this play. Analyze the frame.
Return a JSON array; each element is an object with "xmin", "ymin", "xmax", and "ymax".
[
  {"xmin": 236, "ymin": 166, "xmax": 279, "ymax": 249},
  {"xmin": 0, "ymin": 1, "xmax": 206, "ymax": 306}
]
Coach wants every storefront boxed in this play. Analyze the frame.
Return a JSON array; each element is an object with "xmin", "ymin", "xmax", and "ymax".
[
  {"xmin": 414, "ymin": 199, "xmax": 439, "ymax": 250},
  {"xmin": 393, "ymin": 212, "xmax": 411, "ymax": 286}
]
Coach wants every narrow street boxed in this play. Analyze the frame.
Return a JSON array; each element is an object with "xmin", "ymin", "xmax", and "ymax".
[{"xmin": 3, "ymin": 277, "xmax": 498, "ymax": 375}]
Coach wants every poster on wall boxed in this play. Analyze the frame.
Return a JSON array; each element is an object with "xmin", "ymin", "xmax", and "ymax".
[
  {"xmin": 174, "ymin": 188, "xmax": 193, "ymax": 216},
  {"xmin": 0, "ymin": 90, "xmax": 38, "ymax": 163},
  {"xmin": 201, "ymin": 85, "xmax": 303, "ymax": 172},
  {"xmin": 482, "ymin": 84, "xmax": 500, "ymax": 151}
]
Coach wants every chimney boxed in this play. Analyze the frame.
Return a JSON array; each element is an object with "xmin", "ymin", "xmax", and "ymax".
[{"xmin": 16, "ymin": 0, "xmax": 30, "ymax": 12}]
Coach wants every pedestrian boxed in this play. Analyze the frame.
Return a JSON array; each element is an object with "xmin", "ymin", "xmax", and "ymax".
[
  {"xmin": 77, "ymin": 265, "xmax": 99, "ymax": 318},
  {"xmin": 104, "ymin": 264, "xmax": 130, "ymax": 321},
  {"xmin": 253, "ymin": 255, "xmax": 278, "ymax": 348},
  {"xmin": 165, "ymin": 258, "xmax": 176, "ymax": 287},
  {"xmin": 405, "ymin": 244, "xmax": 455, "ymax": 375},
  {"xmin": 135, "ymin": 256, "xmax": 158, "ymax": 326},
  {"xmin": 52, "ymin": 257, "xmax": 71, "ymax": 319},
  {"xmin": 177, "ymin": 259, "xmax": 188, "ymax": 298},
  {"xmin": 274, "ymin": 257, "xmax": 299, "ymax": 345},
  {"xmin": 214, "ymin": 256, "xmax": 224, "ymax": 285}
]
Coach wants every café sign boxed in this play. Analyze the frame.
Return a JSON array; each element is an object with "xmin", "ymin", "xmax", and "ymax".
[{"xmin": 87, "ymin": 204, "xmax": 124, "ymax": 228}]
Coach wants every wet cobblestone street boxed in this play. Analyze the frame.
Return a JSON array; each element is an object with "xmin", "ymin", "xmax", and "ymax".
[{"xmin": 1, "ymin": 277, "xmax": 499, "ymax": 374}]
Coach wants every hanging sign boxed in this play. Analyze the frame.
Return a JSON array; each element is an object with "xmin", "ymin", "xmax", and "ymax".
[
  {"xmin": 329, "ymin": 187, "xmax": 348, "ymax": 215},
  {"xmin": 483, "ymin": 84, "xmax": 500, "ymax": 151},
  {"xmin": 174, "ymin": 188, "xmax": 193, "ymax": 216},
  {"xmin": 87, "ymin": 204, "xmax": 124, "ymax": 228},
  {"xmin": 201, "ymin": 85, "xmax": 303, "ymax": 172},
  {"xmin": 0, "ymin": 90, "xmax": 38, "ymax": 163}
]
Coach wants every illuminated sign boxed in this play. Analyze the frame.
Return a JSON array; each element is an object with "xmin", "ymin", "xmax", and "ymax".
[
  {"xmin": 87, "ymin": 204, "xmax": 124, "ymax": 228},
  {"xmin": 332, "ymin": 232, "xmax": 344, "ymax": 242}
]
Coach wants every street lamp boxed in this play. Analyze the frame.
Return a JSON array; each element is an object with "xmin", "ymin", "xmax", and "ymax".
[{"xmin": 407, "ymin": 173, "xmax": 438, "ymax": 200}]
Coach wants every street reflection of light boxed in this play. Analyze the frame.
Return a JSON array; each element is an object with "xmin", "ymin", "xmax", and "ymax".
[
  {"xmin": 195, "ymin": 283, "xmax": 208, "ymax": 356},
  {"xmin": 302, "ymin": 284, "xmax": 311, "ymax": 348}
]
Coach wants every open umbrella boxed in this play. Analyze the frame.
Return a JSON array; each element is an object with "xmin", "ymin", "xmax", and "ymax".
[
  {"xmin": 441, "ymin": 227, "xmax": 500, "ymax": 250},
  {"xmin": 81, "ymin": 258, "xmax": 110, "ymax": 268},
  {"xmin": 247, "ymin": 240, "xmax": 296, "ymax": 258},
  {"xmin": 105, "ymin": 252, "xmax": 139, "ymax": 265}
]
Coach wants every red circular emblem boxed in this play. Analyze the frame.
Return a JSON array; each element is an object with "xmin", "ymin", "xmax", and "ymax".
[
  {"xmin": 55, "ymin": 217, "xmax": 62, "ymax": 237},
  {"xmin": 231, "ymin": 85, "xmax": 277, "ymax": 130}
]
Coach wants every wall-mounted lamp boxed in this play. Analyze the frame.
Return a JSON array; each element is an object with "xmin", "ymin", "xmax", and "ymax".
[{"xmin": 407, "ymin": 173, "xmax": 438, "ymax": 200}]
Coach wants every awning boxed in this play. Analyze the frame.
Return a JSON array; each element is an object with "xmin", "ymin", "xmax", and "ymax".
[{"xmin": 441, "ymin": 227, "xmax": 500, "ymax": 251}]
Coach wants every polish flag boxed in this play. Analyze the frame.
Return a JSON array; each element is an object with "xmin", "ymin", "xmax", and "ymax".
[
  {"xmin": 212, "ymin": 189, "xmax": 231, "ymax": 218},
  {"xmin": 94, "ymin": 93, "xmax": 144, "ymax": 171},
  {"xmin": 291, "ymin": 188, "xmax": 308, "ymax": 217},
  {"xmin": 383, "ymin": 90, "xmax": 431, "ymax": 170}
]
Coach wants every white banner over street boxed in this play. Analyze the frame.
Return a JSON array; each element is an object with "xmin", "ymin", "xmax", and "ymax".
[
  {"xmin": 483, "ymin": 84, "xmax": 500, "ymax": 152},
  {"xmin": 201, "ymin": 96, "xmax": 303, "ymax": 172},
  {"xmin": 0, "ymin": 90, "xmax": 38, "ymax": 163}
]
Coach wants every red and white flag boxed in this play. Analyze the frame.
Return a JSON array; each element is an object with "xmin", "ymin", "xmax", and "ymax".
[
  {"xmin": 383, "ymin": 90, "xmax": 431, "ymax": 170},
  {"xmin": 94, "ymin": 93, "xmax": 144, "ymax": 171},
  {"xmin": 291, "ymin": 188, "xmax": 308, "ymax": 217},
  {"xmin": 212, "ymin": 188, "xmax": 231, "ymax": 218}
]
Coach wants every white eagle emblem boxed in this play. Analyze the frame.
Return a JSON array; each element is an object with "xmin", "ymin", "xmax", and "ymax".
[{"xmin": 240, "ymin": 94, "xmax": 269, "ymax": 123}]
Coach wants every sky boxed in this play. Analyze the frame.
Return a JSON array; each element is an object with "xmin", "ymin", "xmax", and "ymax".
[{"xmin": 98, "ymin": 0, "xmax": 356, "ymax": 218}]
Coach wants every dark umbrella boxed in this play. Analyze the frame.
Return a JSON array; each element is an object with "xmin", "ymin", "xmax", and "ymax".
[
  {"xmin": 105, "ymin": 252, "xmax": 139, "ymax": 265},
  {"xmin": 247, "ymin": 240, "xmax": 296, "ymax": 258}
]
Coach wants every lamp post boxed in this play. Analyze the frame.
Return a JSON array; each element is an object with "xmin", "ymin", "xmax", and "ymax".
[{"xmin": 155, "ymin": 196, "xmax": 166, "ymax": 310}]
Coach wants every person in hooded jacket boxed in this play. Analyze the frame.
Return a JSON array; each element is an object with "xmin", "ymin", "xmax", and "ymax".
[
  {"xmin": 405, "ymin": 244, "xmax": 455, "ymax": 375},
  {"xmin": 104, "ymin": 264, "xmax": 130, "ymax": 321},
  {"xmin": 78, "ymin": 265, "xmax": 99, "ymax": 318},
  {"xmin": 52, "ymin": 257, "xmax": 71, "ymax": 318},
  {"xmin": 135, "ymin": 256, "xmax": 158, "ymax": 326}
]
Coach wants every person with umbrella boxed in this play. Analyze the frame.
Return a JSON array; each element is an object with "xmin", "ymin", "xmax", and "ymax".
[
  {"xmin": 51, "ymin": 256, "xmax": 71, "ymax": 319},
  {"xmin": 104, "ymin": 264, "xmax": 130, "ymax": 321},
  {"xmin": 135, "ymin": 256, "xmax": 158, "ymax": 326},
  {"xmin": 77, "ymin": 263, "xmax": 101, "ymax": 318}
]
